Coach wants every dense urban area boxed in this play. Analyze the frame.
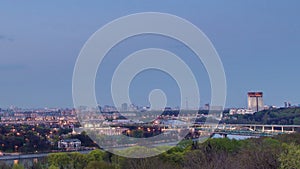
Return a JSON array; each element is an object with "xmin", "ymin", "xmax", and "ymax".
[
  {"xmin": 0, "ymin": 108, "xmax": 299, "ymax": 168},
  {"xmin": 0, "ymin": 92, "xmax": 299, "ymax": 168}
]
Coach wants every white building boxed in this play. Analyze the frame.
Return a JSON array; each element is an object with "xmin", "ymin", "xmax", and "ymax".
[
  {"xmin": 58, "ymin": 139, "xmax": 81, "ymax": 150},
  {"xmin": 229, "ymin": 108, "xmax": 254, "ymax": 115},
  {"xmin": 248, "ymin": 92, "xmax": 264, "ymax": 112}
]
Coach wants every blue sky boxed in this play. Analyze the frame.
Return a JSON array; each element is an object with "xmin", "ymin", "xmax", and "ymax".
[{"xmin": 0, "ymin": 1, "xmax": 300, "ymax": 109}]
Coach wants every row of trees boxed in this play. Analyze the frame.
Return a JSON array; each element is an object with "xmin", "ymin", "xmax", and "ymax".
[
  {"xmin": 222, "ymin": 107, "xmax": 300, "ymax": 125},
  {"xmin": 2, "ymin": 132, "xmax": 300, "ymax": 169}
]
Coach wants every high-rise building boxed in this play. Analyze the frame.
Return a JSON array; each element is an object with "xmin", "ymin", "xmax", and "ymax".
[
  {"xmin": 284, "ymin": 102, "xmax": 291, "ymax": 108},
  {"xmin": 248, "ymin": 92, "xmax": 264, "ymax": 112},
  {"xmin": 121, "ymin": 103, "xmax": 128, "ymax": 111}
]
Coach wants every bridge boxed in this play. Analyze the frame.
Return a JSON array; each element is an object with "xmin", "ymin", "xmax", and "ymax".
[
  {"xmin": 217, "ymin": 124, "xmax": 300, "ymax": 133},
  {"xmin": 80, "ymin": 122, "xmax": 300, "ymax": 139},
  {"xmin": 191, "ymin": 124, "xmax": 300, "ymax": 138}
]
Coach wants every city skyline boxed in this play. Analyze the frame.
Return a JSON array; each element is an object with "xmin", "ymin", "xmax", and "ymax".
[{"xmin": 1, "ymin": 1, "xmax": 300, "ymax": 108}]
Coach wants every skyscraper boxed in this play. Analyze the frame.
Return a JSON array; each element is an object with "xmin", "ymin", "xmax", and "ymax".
[
  {"xmin": 121, "ymin": 103, "xmax": 128, "ymax": 111},
  {"xmin": 284, "ymin": 102, "xmax": 291, "ymax": 108},
  {"xmin": 248, "ymin": 92, "xmax": 264, "ymax": 112}
]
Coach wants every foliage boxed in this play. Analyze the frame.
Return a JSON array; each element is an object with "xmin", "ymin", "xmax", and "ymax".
[
  {"xmin": 279, "ymin": 143, "xmax": 300, "ymax": 169},
  {"xmin": 87, "ymin": 149, "xmax": 106, "ymax": 162},
  {"xmin": 84, "ymin": 161, "xmax": 112, "ymax": 169},
  {"xmin": 69, "ymin": 152, "xmax": 88, "ymax": 169},
  {"xmin": 48, "ymin": 165, "xmax": 59, "ymax": 169},
  {"xmin": 120, "ymin": 157, "xmax": 178, "ymax": 169},
  {"xmin": 159, "ymin": 140, "xmax": 193, "ymax": 165},
  {"xmin": 0, "ymin": 124, "xmax": 78, "ymax": 153},
  {"xmin": 12, "ymin": 132, "xmax": 300, "ymax": 169},
  {"xmin": 48, "ymin": 153, "xmax": 72, "ymax": 169},
  {"xmin": 12, "ymin": 164, "xmax": 25, "ymax": 169},
  {"xmin": 202, "ymin": 138, "xmax": 244, "ymax": 153},
  {"xmin": 222, "ymin": 107, "xmax": 300, "ymax": 125},
  {"xmin": 117, "ymin": 146, "xmax": 162, "ymax": 158}
]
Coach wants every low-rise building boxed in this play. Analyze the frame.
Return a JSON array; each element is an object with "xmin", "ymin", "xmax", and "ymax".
[
  {"xmin": 229, "ymin": 108, "xmax": 254, "ymax": 115},
  {"xmin": 58, "ymin": 139, "xmax": 81, "ymax": 150}
]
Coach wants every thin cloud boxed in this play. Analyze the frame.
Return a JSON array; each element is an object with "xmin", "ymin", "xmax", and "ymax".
[
  {"xmin": 0, "ymin": 64, "xmax": 27, "ymax": 71},
  {"xmin": 0, "ymin": 35, "xmax": 5, "ymax": 40},
  {"xmin": 0, "ymin": 35, "xmax": 14, "ymax": 42}
]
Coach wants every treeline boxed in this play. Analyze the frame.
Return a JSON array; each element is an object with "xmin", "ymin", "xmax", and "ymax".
[
  {"xmin": 2, "ymin": 133, "xmax": 300, "ymax": 169},
  {"xmin": 222, "ymin": 107, "xmax": 300, "ymax": 125}
]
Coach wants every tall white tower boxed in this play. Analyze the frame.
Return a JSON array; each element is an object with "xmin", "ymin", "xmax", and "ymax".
[{"xmin": 248, "ymin": 92, "xmax": 264, "ymax": 112}]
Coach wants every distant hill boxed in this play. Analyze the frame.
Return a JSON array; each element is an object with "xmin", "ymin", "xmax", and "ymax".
[{"xmin": 222, "ymin": 107, "xmax": 300, "ymax": 125}]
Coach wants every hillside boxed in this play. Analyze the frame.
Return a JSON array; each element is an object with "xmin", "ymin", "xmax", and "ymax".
[{"xmin": 222, "ymin": 107, "xmax": 300, "ymax": 125}]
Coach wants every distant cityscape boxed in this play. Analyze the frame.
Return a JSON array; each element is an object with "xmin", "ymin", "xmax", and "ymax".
[
  {"xmin": 1, "ymin": 90, "xmax": 300, "ymax": 166},
  {"xmin": 1, "ymin": 91, "xmax": 299, "ymax": 125}
]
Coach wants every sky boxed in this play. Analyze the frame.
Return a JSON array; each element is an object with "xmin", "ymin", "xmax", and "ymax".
[{"xmin": 0, "ymin": 1, "xmax": 300, "ymax": 109}]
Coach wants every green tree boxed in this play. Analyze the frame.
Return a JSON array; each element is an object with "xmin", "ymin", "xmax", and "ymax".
[
  {"xmin": 12, "ymin": 164, "xmax": 25, "ymax": 169},
  {"xmin": 294, "ymin": 117, "xmax": 300, "ymax": 125},
  {"xmin": 48, "ymin": 153, "xmax": 71, "ymax": 169},
  {"xmin": 87, "ymin": 149, "xmax": 106, "ymax": 162},
  {"xmin": 203, "ymin": 138, "xmax": 243, "ymax": 153},
  {"xmin": 69, "ymin": 152, "xmax": 88, "ymax": 169},
  {"xmin": 237, "ymin": 138, "xmax": 282, "ymax": 169},
  {"xmin": 160, "ymin": 141, "xmax": 191, "ymax": 165},
  {"xmin": 48, "ymin": 165, "xmax": 60, "ymax": 169},
  {"xmin": 84, "ymin": 161, "xmax": 112, "ymax": 169},
  {"xmin": 279, "ymin": 143, "xmax": 300, "ymax": 169}
]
